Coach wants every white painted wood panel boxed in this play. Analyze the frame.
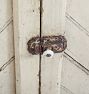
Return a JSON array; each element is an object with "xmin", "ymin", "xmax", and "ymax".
[
  {"xmin": 61, "ymin": 54, "xmax": 89, "ymax": 94},
  {"xmin": 0, "ymin": 61, "xmax": 15, "ymax": 94},
  {"xmin": 42, "ymin": 0, "xmax": 67, "ymax": 35},
  {"xmin": 61, "ymin": 1, "xmax": 89, "ymax": 93},
  {"xmin": 13, "ymin": 0, "xmax": 40, "ymax": 94},
  {"xmin": 0, "ymin": 0, "xmax": 15, "ymax": 93},
  {"xmin": 0, "ymin": 0, "xmax": 12, "ymax": 30},
  {"xmin": 0, "ymin": 23, "xmax": 14, "ymax": 67},
  {"xmin": 67, "ymin": 0, "xmax": 89, "ymax": 32},
  {"xmin": 65, "ymin": 0, "xmax": 89, "ymax": 70},
  {"xmin": 41, "ymin": 54, "xmax": 63, "ymax": 94},
  {"xmin": 65, "ymin": 18, "xmax": 89, "ymax": 70},
  {"xmin": 41, "ymin": 0, "xmax": 67, "ymax": 94},
  {"xmin": 0, "ymin": 24, "xmax": 15, "ymax": 94}
]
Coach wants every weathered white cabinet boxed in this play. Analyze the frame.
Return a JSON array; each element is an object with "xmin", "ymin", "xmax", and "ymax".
[{"xmin": 0, "ymin": 0, "xmax": 89, "ymax": 94}]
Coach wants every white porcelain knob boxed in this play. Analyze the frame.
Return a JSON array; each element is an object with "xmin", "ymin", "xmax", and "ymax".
[{"xmin": 43, "ymin": 49, "xmax": 54, "ymax": 58}]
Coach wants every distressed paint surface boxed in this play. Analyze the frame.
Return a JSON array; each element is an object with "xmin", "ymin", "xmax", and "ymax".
[
  {"xmin": 13, "ymin": 0, "xmax": 40, "ymax": 94},
  {"xmin": 12, "ymin": 0, "xmax": 89, "ymax": 94},
  {"xmin": 41, "ymin": 0, "xmax": 67, "ymax": 94}
]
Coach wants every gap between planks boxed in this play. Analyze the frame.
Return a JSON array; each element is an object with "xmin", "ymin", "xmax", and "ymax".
[
  {"xmin": 61, "ymin": 84, "xmax": 74, "ymax": 94},
  {"xmin": 64, "ymin": 52, "xmax": 89, "ymax": 75},
  {"xmin": 39, "ymin": 0, "xmax": 43, "ymax": 94},
  {"xmin": 0, "ymin": 17, "xmax": 13, "ymax": 34},
  {"xmin": 0, "ymin": 56, "xmax": 15, "ymax": 72},
  {"xmin": 66, "ymin": 13, "xmax": 89, "ymax": 37}
]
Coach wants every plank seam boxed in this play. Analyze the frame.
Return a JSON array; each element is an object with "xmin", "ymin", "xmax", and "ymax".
[
  {"xmin": 64, "ymin": 52, "xmax": 89, "ymax": 75},
  {"xmin": 0, "ymin": 17, "xmax": 13, "ymax": 34},
  {"xmin": 39, "ymin": 0, "xmax": 43, "ymax": 94},
  {"xmin": 61, "ymin": 84, "xmax": 74, "ymax": 94},
  {"xmin": 0, "ymin": 56, "xmax": 15, "ymax": 72},
  {"xmin": 66, "ymin": 13, "xmax": 89, "ymax": 37}
]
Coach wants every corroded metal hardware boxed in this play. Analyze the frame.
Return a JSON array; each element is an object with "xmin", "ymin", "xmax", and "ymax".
[{"xmin": 27, "ymin": 35, "xmax": 67, "ymax": 55}]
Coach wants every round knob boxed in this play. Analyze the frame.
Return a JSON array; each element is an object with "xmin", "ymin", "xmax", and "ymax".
[{"xmin": 43, "ymin": 49, "xmax": 54, "ymax": 58}]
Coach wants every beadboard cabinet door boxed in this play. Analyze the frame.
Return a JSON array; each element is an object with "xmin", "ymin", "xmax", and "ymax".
[
  {"xmin": 13, "ymin": 0, "xmax": 66, "ymax": 94},
  {"xmin": 13, "ymin": 0, "xmax": 89, "ymax": 94},
  {"xmin": 1, "ymin": 0, "xmax": 89, "ymax": 94}
]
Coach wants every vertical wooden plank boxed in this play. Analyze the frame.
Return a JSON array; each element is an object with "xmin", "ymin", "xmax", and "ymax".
[
  {"xmin": 13, "ymin": 0, "xmax": 40, "ymax": 94},
  {"xmin": 41, "ymin": 0, "xmax": 66, "ymax": 94},
  {"xmin": 41, "ymin": 54, "xmax": 63, "ymax": 94},
  {"xmin": 42, "ymin": 0, "xmax": 67, "ymax": 36}
]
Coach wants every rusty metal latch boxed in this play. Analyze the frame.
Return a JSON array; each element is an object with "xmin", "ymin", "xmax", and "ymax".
[{"xmin": 27, "ymin": 35, "xmax": 67, "ymax": 55}]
